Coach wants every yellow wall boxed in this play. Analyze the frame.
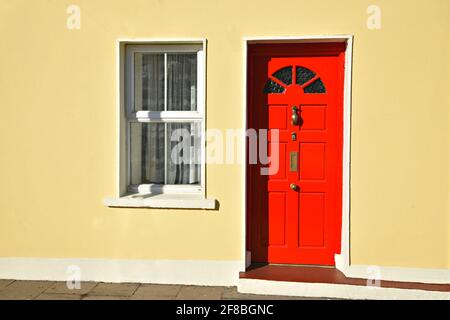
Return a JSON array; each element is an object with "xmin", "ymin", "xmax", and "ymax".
[{"xmin": 0, "ymin": 0, "xmax": 449, "ymax": 269}]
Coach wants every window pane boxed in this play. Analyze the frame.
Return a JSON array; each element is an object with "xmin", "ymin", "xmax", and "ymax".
[
  {"xmin": 167, "ymin": 53, "xmax": 197, "ymax": 111},
  {"xmin": 134, "ymin": 53, "xmax": 164, "ymax": 111},
  {"xmin": 167, "ymin": 122, "xmax": 201, "ymax": 185},
  {"xmin": 130, "ymin": 122, "xmax": 165, "ymax": 184},
  {"xmin": 272, "ymin": 66, "xmax": 292, "ymax": 85}
]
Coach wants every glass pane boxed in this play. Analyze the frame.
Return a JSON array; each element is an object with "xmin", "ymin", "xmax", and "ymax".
[
  {"xmin": 304, "ymin": 78, "xmax": 326, "ymax": 93},
  {"xmin": 167, "ymin": 53, "xmax": 197, "ymax": 111},
  {"xmin": 130, "ymin": 122, "xmax": 165, "ymax": 184},
  {"xmin": 167, "ymin": 122, "xmax": 201, "ymax": 185},
  {"xmin": 134, "ymin": 53, "xmax": 164, "ymax": 111},
  {"xmin": 272, "ymin": 66, "xmax": 292, "ymax": 85},
  {"xmin": 296, "ymin": 66, "xmax": 316, "ymax": 85},
  {"xmin": 263, "ymin": 79, "xmax": 285, "ymax": 94}
]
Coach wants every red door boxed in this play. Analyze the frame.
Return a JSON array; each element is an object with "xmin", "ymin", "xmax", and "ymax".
[{"xmin": 247, "ymin": 43, "xmax": 345, "ymax": 266}]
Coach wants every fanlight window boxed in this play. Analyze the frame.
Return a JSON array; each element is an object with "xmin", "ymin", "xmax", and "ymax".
[{"xmin": 263, "ymin": 66, "xmax": 326, "ymax": 94}]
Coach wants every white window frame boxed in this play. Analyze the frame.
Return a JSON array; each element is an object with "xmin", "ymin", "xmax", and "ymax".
[{"xmin": 123, "ymin": 41, "xmax": 206, "ymax": 196}]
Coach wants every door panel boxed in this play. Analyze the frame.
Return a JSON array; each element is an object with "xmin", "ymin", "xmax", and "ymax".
[
  {"xmin": 268, "ymin": 105, "xmax": 288, "ymax": 129},
  {"xmin": 299, "ymin": 193, "xmax": 325, "ymax": 247},
  {"xmin": 247, "ymin": 42, "xmax": 345, "ymax": 266},
  {"xmin": 271, "ymin": 143, "xmax": 287, "ymax": 180},
  {"xmin": 300, "ymin": 105, "xmax": 326, "ymax": 130},
  {"xmin": 268, "ymin": 192, "xmax": 287, "ymax": 246},
  {"xmin": 299, "ymin": 142, "xmax": 326, "ymax": 180}
]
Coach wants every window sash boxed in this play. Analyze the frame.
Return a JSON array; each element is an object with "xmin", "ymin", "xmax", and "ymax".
[
  {"xmin": 126, "ymin": 45, "xmax": 204, "ymax": 117},
  {"xmin": 125, "ymin": 43, "xmax": 205, "ymax": 194},
  {"xmin": 127, "ymin": 121, "xmax": 203, "ymax": 190},
  {"xmin": 129, "ymin": 111, "xmax": 203, "ymax": 122},
  {"xmin": 128, "ymin": 184, "xmax": 203, "ymax": 194}
]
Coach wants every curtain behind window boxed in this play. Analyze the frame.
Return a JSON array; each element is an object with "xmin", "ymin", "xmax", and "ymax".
[
  {"xmin": 132, "ymin": 52, "xmax": 200, "ymax": 186},
  {"xmin": 167, "ymin": 53, "xmax": 199, "ymax": 184}
]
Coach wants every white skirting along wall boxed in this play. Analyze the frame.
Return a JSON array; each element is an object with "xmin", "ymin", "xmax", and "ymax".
[{"xmin": 0, "ymin": 258, "xmax": 242, "ymax": 286}]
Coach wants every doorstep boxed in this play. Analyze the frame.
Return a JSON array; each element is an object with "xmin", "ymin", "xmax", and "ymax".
[{"xmin": 237, "ymin": 264, "xmax": 450, "ymax": 300}]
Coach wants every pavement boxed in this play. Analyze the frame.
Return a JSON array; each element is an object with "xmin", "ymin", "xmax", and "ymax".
[{"xmin": 0, "ymin": 279, "xmax": 317, "ymax": 300}]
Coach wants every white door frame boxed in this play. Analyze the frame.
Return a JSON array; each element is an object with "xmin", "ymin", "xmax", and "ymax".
[{"xmin": 241, "ymin": 35, "xmax": 354, "ymax": 272}]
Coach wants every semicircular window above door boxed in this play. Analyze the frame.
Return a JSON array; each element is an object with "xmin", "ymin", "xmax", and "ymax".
[{"xmin": 263, "ymin": 65, "xmax": 326, "ymax": 94}]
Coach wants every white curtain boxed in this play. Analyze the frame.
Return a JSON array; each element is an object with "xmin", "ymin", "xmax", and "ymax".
[
  {"xmin": 132, "ymin": 53, "xmax": 200, "ymax": 185},
  {"xmin": 166, "ymin": 53, "xmax": 199, "ymax": 184}
]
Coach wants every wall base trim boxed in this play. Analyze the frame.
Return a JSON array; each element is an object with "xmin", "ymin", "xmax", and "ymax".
[
  {"xmin": 335, "ymin": 254, "xmax": 450, "ymax": 284},
  {"xmin": 238, "ymin": 278, "xmax": 450, "ymax": 300},
  {"xmin": 0, "ymin": 258, "xmax": 241, "ymax": 286}
]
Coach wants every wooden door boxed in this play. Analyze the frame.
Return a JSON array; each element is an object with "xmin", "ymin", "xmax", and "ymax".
[{"xmin": 247, "ymin": 43, "xmax": 345, "ymax": 265}]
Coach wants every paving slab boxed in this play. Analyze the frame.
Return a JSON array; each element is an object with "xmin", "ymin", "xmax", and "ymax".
[
  {"xmin": 45, "ymin": 281, "xmax": 98, "ymax": 295},
  {"xmin": 0, "ymin": 280, "xmax": 14, "ymax": 290},
  {"xmin": 89, "ymin": 283, "xmax": 139, "ymax": 297},
  {"xmin": 176, "ymin": 286, "xmax": 225, "ymax": 300},
  {"xmin": 0, "ymin": 281, "xmax": 53, "ymax": 300},
  {"xmin": 131, "ymin": 295, "xmax": 175, "ymax": 300},
  {"xmin": 36, "ymin": 293, "xmax": 82, "ymax": 300},
  {"xmin": 222, "ymin": 287, "xmax": 315, "ymax": 300},
  {"xmin": 131, "ymin": 284, "xmax": 181, "ymax": 300},
  {"xmin": 83, "ymin": 295, "xmax": 130, "ymax": 300},
  {"xmin": 0, "ymin": 280, "xmax": 334, "ymax": 300}
]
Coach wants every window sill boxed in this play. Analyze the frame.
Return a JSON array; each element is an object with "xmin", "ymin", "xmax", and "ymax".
[{"xmin": 104, "ymin": 193, "xmax": 217, "ymax": 210}]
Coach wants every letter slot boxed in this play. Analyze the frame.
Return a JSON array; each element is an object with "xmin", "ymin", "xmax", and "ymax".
[{"xmin": 290, "ymin": 152, "xmax": 298, "ymax": 172}]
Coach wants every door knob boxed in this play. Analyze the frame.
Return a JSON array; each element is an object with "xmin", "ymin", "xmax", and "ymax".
[
  {"xmin": 290, "ymin": 183, "xmax": 299, "ymax": 191},
  {"xmin": 291, "ymin": 106, "xmax": 299, "ymax": 125}
]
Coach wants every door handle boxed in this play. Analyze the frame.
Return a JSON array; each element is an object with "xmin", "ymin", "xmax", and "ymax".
[
  {"xmin": 290, "ymin": 183, "xmax": 299, "ymax": 191},
  {"xmin": 291, "ymin": 106, "xmax": 299, "ymax": 125}
]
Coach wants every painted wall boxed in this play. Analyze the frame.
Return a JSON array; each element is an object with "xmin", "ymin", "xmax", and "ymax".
[{"xmin": 0, "ymin": 0, "xmax": 448, "ymax": 269}]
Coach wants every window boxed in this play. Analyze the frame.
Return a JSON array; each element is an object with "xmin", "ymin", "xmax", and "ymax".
[
  {"xmin": 263, "ymin": 65, "xmax": 326, "ymax": 94},
  {"xmin": 125, "ymin": 43, "xmax": 205, "ymax": 195}
]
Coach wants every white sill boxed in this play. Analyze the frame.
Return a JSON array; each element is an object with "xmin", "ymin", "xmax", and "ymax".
[{"xmin": 104, "ymin": 193, "xmax": 217, "ymax": 209}]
